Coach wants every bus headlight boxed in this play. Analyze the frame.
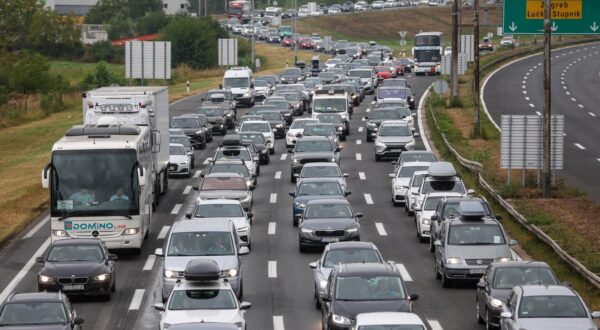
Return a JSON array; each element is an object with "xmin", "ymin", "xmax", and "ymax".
[
  {"xmin": 52, "ymin": 230, "xmax": 68, "ymax": 237},
  {"xmin": 124, "ymin": 228, "xmax": 140, "ymax": 235}
]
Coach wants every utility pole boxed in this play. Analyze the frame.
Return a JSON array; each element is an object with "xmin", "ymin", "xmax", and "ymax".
[
  {"xmin": 542, "ymin": 0, "xmax": 552, "ymax": 196},
  {"xmin": 198, "ymin": 0, "xmax": 201, "ymax": 16},
  {"xmin": 472, "ymin": 0, "xmax": 480, "ymax": 137},
  {"xmin": 204, "ymin": 0, "xmax": 207, "ymax": 16},
  {"xmin": 451, "ymin": 0, "xmax": 459, "ymax": 98},
  {"xmin": 251, "ymin": 0, "xmax": 256, "ymax": 70},
  {"xmin": 294, "ymin": 0, "xmax": 298, "ymax": 65}
]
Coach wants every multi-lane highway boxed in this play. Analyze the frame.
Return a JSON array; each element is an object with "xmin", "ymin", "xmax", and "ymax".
[
  {"xmin": 0, "ymin": 71, "xmax": 506, "ymax": 330},
  {"xmin": 483, "ymin": 42, "xmax": 600, "ymax": 200}
]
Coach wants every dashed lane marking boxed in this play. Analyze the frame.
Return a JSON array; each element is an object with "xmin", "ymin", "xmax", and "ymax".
[
  {"xmin": 356, "ymin": 139, "xmax": 362, "ymax": 145},
  {"xmin": 203, "ymin": 158, "xmax": 211, "ymax": 164},
  {"xmin": 375, "ymin": 223, "xmax": 387, "ymax": 236},
  {"xmin": 183, "ymin": 185, "xmax": 192, "ymax": 195},
  {"xmin": 529, "ymin": 103, "xmax": 535, "ymax": 108},
  {"xmin": 268, "ymin": 222, "xmax": 276, "ymax": 235},
  {"xmin": 396, "ymin": 263, "xmax": 413, "ymax": 281},
  {"xmin": 364, "ymin": 193, "xmax": 374, "ymax": 204},
  {"xmin": 268, "ymin": 261, "xmax": 277, "ymax": 278},
  {"xmin": 356, "ymin": 153, "xmax": 362, "ymax": 160},
  {"xmin": 589, "ymin": 112, "xmax": 596, "ymax": 117},
  {"xmin": 193, "ymin": 170, "xmax": 202, "ymax": 178},
  {"xmin": 143, "ymin": 255, "xmax": 156, "ymax": 271},
  {"xmin": 574, "ymin": 143, "xmax": 586, "ymax": 150},
  {"xmin": 171, "ymin": 204, "xmax": 182, "ymax": 215},
  {"xmin": 273, "ymin": 316, "xmax": 285, "ymax": 330},
  {"xmin": 128, "ymin": 289, "xmax": 145, "ymax": 310},
  {"xmin": 270, "ymin": 193, "xmax": 277, "ymax": 204},
  {"xmin": 274, "ymin": 171, "xmax": 282, "ymax": 179},
  {"xmin": 358, "ymin": 127, "xmax": 364, "ymax": 132},
  {"xmin": 157, "ymin": 226, "xmax": 171, "ymax": 239},
  {"xmin": 536, "ymin": 111, "xmax": 542, "ymax": 116},
  {"xmin": 280, "ymin": 154, "xmax": 287, "ymax": 161},
  {"xmin": 359, "ymin": 172, "xmax": 366, "ymax": 180},
  {"xmin": 427, "ymin": 319, "xmax": 444, "ymax": 330}
]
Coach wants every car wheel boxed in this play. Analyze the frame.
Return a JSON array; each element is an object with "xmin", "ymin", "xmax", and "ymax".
[
  {"xmin": 111, "ymin": 276, "xmax": 116, "ymax": 292},
  {"xmin": 476, "ymin": 299, "xmax": 485, "ymax": 324},
  {"xmin": 340, "ymin": 135, "xmax": 346, "ymax": 141},
  {"xmin": 299, "ymin": 243, "xmax": 307, "ymax": 253},
  {"xmin": 435, "ymin": 261, "xmax": 442, "ymax": 279},
  {"xmin": 314, "ymin": 287, "xmax": 321, "ymax": 309},
  {"xmin": 238, "ymin": 280, "xmax": 244, "ymax": 300},
  {"xmin": 366, "ymin": 134, "xmax": 372, "ymax": 142},
  {"xmin": 429, "ymin": 236, "xmax": 436, "ymax": 252},
  {"xmin": 270, "ymin": 147, "xmax": 275, "ymax": 155},
  {"xmin": 103, "ymin": 289, "xmax": 112, "ymax": 301},
  {"xmin": 293, "ymin": 217, "xmax": 298, "ymax": 227},
  {"xmin": 291, "ymin": 175, "xmax": 296, "ymax": 183},
  {"xmin": 375, "ymin": 154, "xmax": 381, "ymax": 162}
]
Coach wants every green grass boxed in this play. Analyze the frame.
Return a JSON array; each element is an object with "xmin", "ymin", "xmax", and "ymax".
[{"xmin": 49, "ymin": 61, "xmax": 124, "ymax": 86}]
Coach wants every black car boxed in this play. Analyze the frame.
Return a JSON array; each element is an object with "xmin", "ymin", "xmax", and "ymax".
[
  {"xmin": 297, "ymin": 199, "xmax": 361, "ymax": 252},
  {"xmin": 280, "ymin": 68, "xmax": 304, "ymax": 84},
  {"xmin": 249, "ymin": 104, "xmax": 278, "ymax": 116},
  {"xmin": 257, "ymin": 110, "xmax": 286, "ymax": 139},
  {"xmin": 289, "ymin": 136, "xmax": 341, "ymax": 182},
  {"xmin": 0, "ymin": 292, "xmax": 84, "ymax": 329},
  {"xmin": 198, "ymin": 106, "xmax": 228, "ymax": 135},
  {"xmin": 239, "ymin": 131, "xmax": 270, "ymax": 165},
  {"xmin": 321, "ymin": 263, "xmax": 418, "ymax": 329},
  {"xmin": 36, "ymin": 238, "xmax": 117, "ymax": 300},
  {"xmin": 316, "ymin": 114, "xmax": 347, "ymax": 141},
  {"xmin": 476, "ymin": 261, "xmax": 560, "ymax": 329},
  {"xmin": 318, "ymin": 72, "xmax": 339, "ymax": 85},
  {"xmin": 364, "ymin": 109, "xmax": 405, "ymax": 142},
  {"xmin": 170, "ymin": 115, "xmax": 210, "ymax": 149},
  {"xmin": 263, "ymin": 100, "xmax": 293, "ymax": 125}
]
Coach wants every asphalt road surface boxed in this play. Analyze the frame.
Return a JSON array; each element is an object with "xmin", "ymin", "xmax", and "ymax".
[
  {"xmin": 0, "ymin": 72, "xmax": 497, "ymax": 330},
  {"xmin": 483, "ymin": 42, "xmax": 600, "ymax": 200}
]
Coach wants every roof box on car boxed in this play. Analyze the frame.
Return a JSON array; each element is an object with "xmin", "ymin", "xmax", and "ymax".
[
  {"xmin": 458, "ymin": 201, "xmax": 486, "ymax": 221},
  {"xmin": 184, "ymin": 259, "xmax": 221, "ymax": 281},
  {"xmin": 427, "ymin": 161, "xmax": 457, "ymax": 178},
  {"xmin": 221, "ymin": 134, "xmax": 242, "ymax": 146}
]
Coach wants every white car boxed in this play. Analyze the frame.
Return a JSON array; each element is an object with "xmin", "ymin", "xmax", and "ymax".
[
  {"xmin": 155, "ymin": 259, "xmax": 251, "ymax": 330},
  {"xmin": 188, "ymin": 200, "xmax": 253, "ymax": 249},
  {"xmin": 415, "ymin": 192, "xmax": 463, "ymax": 242},
  {"xmin": 388, "ymin": 161, "xmax": 431, "ymax": 206},
  {"xmin": 354, "ymin": 312, "xmax": 427, "ymax": 329},
  {"xmin": 286, "ymin": 118, "xmax": 319, "ymax": 148},
  {"xmin": 169, "ymin": 143, "xmax": 192, "ymax": 177},
  {"xmin": 240, "ymin": 120, "xmax": 275, "ymax": 154},
  {"xmin": 372, "ymin": 0, "xmax": 385, "ymax": 9},
  {"xmin": 298, "ymin": 8, "xmax": 309, "ymax": 17},
  {"xmin": 404, "ymin": 170, "xmax": 427, "ymax": 215}
]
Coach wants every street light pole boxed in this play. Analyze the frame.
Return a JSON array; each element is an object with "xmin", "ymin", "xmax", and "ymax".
[
  {"xmin": 472, "ymin": 0, "xmax": 480, "ymax": 137},
  {"xmin": 542, "ymin": 0, "xmax": 552, "ymax": 196},
  {"xmin": 451, "ymin": 0, "xmax": 459, "ymax": 98},
  {"xmin": 294, "ymin": 0, "xmax": 298, "ymax": 65},
  {"xmin": 251, "ymin": 0, "xmax": 256, "ymax": 70}
]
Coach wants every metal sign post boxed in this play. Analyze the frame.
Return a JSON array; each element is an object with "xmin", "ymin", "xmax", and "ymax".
[{"xmin": 542, "ymin": 0, "xmax": 552, "ymax": 196}]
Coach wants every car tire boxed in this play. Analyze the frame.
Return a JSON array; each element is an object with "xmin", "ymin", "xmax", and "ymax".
[
  {"xmin": 238, "ymin": 281, "xmax": 244, "ymax": 300},
  {"xmin": 111, "ymin": 277, "xmax": 116, "ymax": 292},
  {"xmin": 441, "ymin": 269, "xmax": 452, "ymax": 288},
  {"xmin": 340, "ymin": 135, "xmax": 346, "ymax": 141},
  {"xmin": 270, "ymin": 147, "xmax": 275, "ymax": 155},
  {"xmin": 435, "ymin": 261, "xmax": 442, "ymax": 279},
  {"xmin": 103, "ymin": 289, "xmax": 112, "ymax": 301},
  {"xmin": 429, "ymin": 236, "xmax": 436, "ymax": 252},
  {"xmin": 299, "ymin": 243, "xmax": 307, "ymax": 253},
  {"xmin": 291, "ymin": 176, "xmax": 296, "ymax": 183},
  {"xmin": 476, "ymin": 299, "xmax": 485, "ymax": 324},
  {"xmin": 293, "ymin": 217, "xmax": 298, "ymax": 227},
  {"xmin": 485, "ymin": 309, "xmax": 496, "ymax": 330},
  {"xmin": 366, "ymin": 134, "xmax": 372, "ymax": 142},
  {"xmin": 375, "ymin": 154, "xmax": 381, "ymax": 162}
]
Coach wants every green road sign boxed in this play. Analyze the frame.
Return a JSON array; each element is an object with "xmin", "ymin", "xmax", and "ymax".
[{"xmin": 503, "ymin": 0, "xmax": 600, "ymax": 35}]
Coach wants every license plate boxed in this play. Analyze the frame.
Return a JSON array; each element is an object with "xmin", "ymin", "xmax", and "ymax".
[
  {"xmin": 62, "ymin": 285, "xmax": 84, "ymax": 291},
  {"xmin": 391, "ymin": 149, "xmax": 402, "ymax": 152},
  {"xmin": 469, "ymin": 268, "xmax": 485, "ymax": 274},
  {"xmin": 321, "ymin": 237, "xmax": 340, "ymax": 243},
  {"xmin": 169, "ymin": 165, "xmax": 176, "ymax": 170}
]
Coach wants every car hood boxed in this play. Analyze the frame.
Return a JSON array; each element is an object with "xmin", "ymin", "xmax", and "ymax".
[
  {"xmin": 517, "ymin": 318, "xmax": 594, "ymax": 330},
  {"xmin": 170, "ymin": 155, "xmax": 188, "ymax": 163},
  {"xmin": 0, "ymin": 325, "xmax": 71, "ymax": 330},
  {"xmin": 204, "ymin": 115, "xmax": 223, "ymax": 122},
  {"xmin": 163, "ymin": 309, "xmax": 242, "ymax": 325},
  {"xmin": 489, "ymin": 288, "xmax": 511, "ymax": 302},
  {"xmin": 377, "ymin": 136, "xmax": 413, "ymax": 144},
  {"xmin": 41, "ymin": 260, "xmax": 108, "ymax": 277},
  {"xmin": 295, "ymin": 195, "xmax": 346, "ymax": 204},
  {"xmin": 333, "ymin": 299, "xmax": 411, "ymax": 319},
  {"xmin": 300, "ymin": 218, "xmax": 357, "ymax": 230},
  {"xmin": 180, "ymin": 127, "xmax": 200, "ymax": 135},
  {"xmin": 165, "ymin": 255, "xmax": 238, "ymax": 272},
  {"xmin": 293, "ymin": 151, "xmax": 337, "ymax": 160},
  {"xmin": 420, "ymin": 210, "xmax": 436, "ymax": 220},
  {"xmin": 446, "ymin": 245, "xmax": 511, "ymax": 259},
  {"xmin": 230, "ymin": 87, "xmax": 250, "ymax": 94},
  {"xmin": 197, "ymin": 217, "xmax": 248, "ymax": 230},
  {"xmin": 199, "ymin": 190, "xmax": 250, "ymax": 200},
  {"xmin": 392, "ymin": 177, "xmax": 411, "ymax": 187}
]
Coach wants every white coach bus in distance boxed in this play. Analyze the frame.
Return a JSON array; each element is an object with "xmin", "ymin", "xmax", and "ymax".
[{"xmin": 412, "ymin": 31, "xmax": 443, "ymax": 75}]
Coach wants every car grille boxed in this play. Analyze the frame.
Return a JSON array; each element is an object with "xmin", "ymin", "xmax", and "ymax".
[
  {"xmin": 384, "ymin": 144, "xmax": 406, "ymax": 151},
  {"xmin": 314, "ymin": 230, "xmax": 346, "ymax": 237},
  {"xmin": 465, "ymin": 258, "xmax": 494, "ymax": 266},
  {"xmin": 58, "ymin": 277, "xmax": 89, "ymax": 285},
  {"xmin": 300, "ymin": 158, "xmax": 331, "ymax": 164}
]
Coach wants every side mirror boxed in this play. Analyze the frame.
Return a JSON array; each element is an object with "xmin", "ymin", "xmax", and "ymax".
[
  {"xmin": 355, "ymin": 212, "xmax": 363, "ymax": 218},
  {"xmin": 344, "ymin": 191, "xmax": 352, "ymax": 197},
  {"xmin": 500, "ymin": 312, "xmax": 512, "ymax": 319},
  {"xmin": 154, "ymin": 248, "xmax": 164, "ymax": 257},
  {"xmin": 509, "ymin": 239, "xmax": 519, "ymax": 246},
  {"xmin": 137, "ymin": 167, "xmax": 146, "ymax": 186},
  {"xmin": 193, "ymin": 186, "xmax": 200, "ymax": 191},
  {"xmin": 185, "ymin": 213, "xmax": 192, "ymax": 219},
  {"xmin": 73, "ymin": 317, "xmax": 84, "ymax": 325},
  {"xmin": 409, "ymin": 293, "xmax": 419, "ymax": 301},
  {"xmin": 391, "ymin": 161, "xmax": 398, "ymax": 165},
  {"xmin": 240, "ymin": 301, "xmax": 252, "ymax": 310},
  {"xmin": 247, "ymin": 212, "xmax": 254, "ymax": 219},
  {"xmin": 433, "ymin": 240, "xmax": 442, "ymax": 247},
  {"xmin": 272, "ymin": 129, "xmax": 278, "ymax": 133},
  {"xmin": 289, "ymin": 191, "xmax": 296, "ymax": 197},
  {"xmin": 250, "ymin": 83, "xmax": 255, "ymax": 89},
  {"xmin": 293, "ymin": 173, "xmax": 300, "ymax": 178},
  {"xmin": 431, "ymin": 214, "xmax": 438, "ymax": 221},
  {"xmin": 413, "ymin": 132, "xmax": 420, "ymax": 138},
  {"xmin": 108, "ymin": 254, "xmax": 118, "ymax": 261},
  {"xmin": 590, "ymin": 311, "xmax": 600, "ymax": 319},
  {"xmin": 495, "ymin": 215, "xmax": 503, "ymax": 221},
  {"xmin": 363, "ymin": 116, "xmax": 368, "ymax": 120},
  {"xmin": 343, "ymin": 173, "xmax": 349, "ymax": 177},
  {"xmin": 319, "ymin": 292, "xmax": 330, "ymax": 302},
  {"xmin": 563, "ymin": 281, "xmax": 572, "ymax": 287},
  {"xmin": 239, "ymin": 246, "xmax": 250, "ymax": 255},
  {"xmin": 153, "ymin": 303, "xmax": 165, "ymax": 311},
  {"xmin": 294, "ymin": 214, "xmax": 303, "ymax": 222},
  {"xmin": 371, "ymin": 101, "xmax": 376, "ymax": 105},
  {"xmin": 467, "ymin": 189, "xmax": 475, "ymax": 195},
  {"xmin": 388, "ymin": 173, "xmax": 395, "ymax": 178},
  {"xmin": 476, "ymin": 281, "xmax": 486, "ymax": 289},
  {"xmin": 309, "ymin": 262, "xmax": 317, "ymax": 269},
  {"xmin": 35, "ymin": 256, "xmax": 44, "ymax": 264},
  {"xmin": 287, "ymin": 149, "xmax": 294, "ymax": 153},
  {"xmin": 412, "ymin": 113, "xmax": 416, "ymax": 117},
  {"xmin": 41, "ymin": 163, "xmax": 51, "ymax": 189}
]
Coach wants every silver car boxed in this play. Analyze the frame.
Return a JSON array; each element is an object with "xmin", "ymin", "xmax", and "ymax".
[
  {"xmin": 155, "ymin": 219, "xmax": 249, "ymax": 301},
  {"xmin": 296, "ymin": 162, "xmax": 348, "ymax": 192},
  {"xmin": 187, "ymin": 199, "xmax": 253, "ymax": 248},
  {"xmin": 374, "ymin": 121, "xmax": 419, "ymax": 162}
]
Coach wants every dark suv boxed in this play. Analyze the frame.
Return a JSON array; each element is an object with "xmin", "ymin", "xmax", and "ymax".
[{"xmin": 0, "ymin": 292, "xmax": 84, "ymax": 329}]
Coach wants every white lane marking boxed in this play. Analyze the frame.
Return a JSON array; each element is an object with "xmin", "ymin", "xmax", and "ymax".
[
  {"xmin": 524, "ymin": 97, "xmax": 530, "ymax": 101},
  {"xmin": 0, "ymin": 237, "xmax": 51, "ymax": 303},
  {"xmin": 128, "ymin": 289, "xmax": 145, "ymax": 310},
  {"xmin": 536, "ymin": 111, "xmax": 542, "ymax": 116},
  {"xmin": 375, "ymin": 223, "xmax": 387, "ymax": 236},
  {"xmin": 526, "ymin": 72, "xmax": 530, "ymax": 76},
  {"xmin": 427, "ymin": 319, "xmax": 444, "ymax": 330},
  {"xmin": 361, "ymin": 117, "xmax": 366, "ymax": 121},
  {"xmin": 274, "ymin": 171, "xmax": 282, "ymax": 179},
  {"xmin": 565, "ymin": 91, "xmax": 570, "ymax": 95},
  {"xmin": 574, "ymin": 143, "xmax": 586, "ymax": 150},
  {"xmin": 193, "ymin": 170, "xmax": 202, "ymax": 178},
  {"xmin": 280, "ymin": 154, "xmax": 287, "ymax": 161},
  {"xmin": 358, "ymin": 127, "xmax": 364, "ymax": 132},
  {"xmin": 597, "ymin": 158, "xmax": 600, "ymax": 163},
  {"xmin": 143, "ymin": 254, "xmax": 156, "ymax": 271},
  {"xmin": 396, "ymin": 263, "xmax": 413, "ymax": 281},
  {"xmin": 589, "ymin": 112, "xmax": 596, "ymax": 117},
  {"xmin": 529, "ymin": 103, "xmax": 535, "ymax": 108},
  {"xmin": 158, "ymin": 226, "xmax": 171, "ymax": 239},
  {"xmin": 182, "ymin": 185, "xmax": 192, "ymax": 195},
  {"xmin": 366, "ymin": 108, "xmax": 371, "ymax": 112},
  {"xmin": 359, "ymin": 172, "xmax": 366, "ymax": 180},
  {"xmin": 364, "ymin": 193, "xmax": 374, "ymax": 204},
  {"xmin": 203, "ymin": 158, "xmax": 211, "ymax": 164},
  {"xmin": 356, "ymin": 139, "xmax": 362, "ymax": 145},
  {"xmin": 522, "ymin": 91, "xmax": 527, "ymax": 94},
  {"xmin": 521, "ymin": 85, "xmax": 526, "ymax": 89},
  {"xmin": 273, "ymin": 316, "xmax": 285, "ymax": 330},
  {"xmin": 561, "ymin": 76, "xmax": 565, "ymax": 80},
  {"xmin": 24, "ymin": 215, "xmax": 49, "ymax": 239},
  {"xmin": 171, "ymin": 204, "xmax": 182, "ymax": 215},
  {"xmin": 522, "ymin": 80, "xmax": 526, "ymax": 84},
  {"xmin": 528, "ymin": 68, "xmax": 533, "ymax": 72},
  {"xmin": 561, "ymin": 81, "xmax": 565, "ymax": 85},
  {"xmin": 270, "ymin": 193, "xmax": 277, "ymax": 204},
  {"xmin": 268, "ymin": 222, "xmax": 276, "ymax": 235},
  {"xmin": 570, "ymin": 97, "xmax": 577, "ymax": 102},
  {"xmin": 356, "ymin": 153, "xmax": 362, "ymax": 160},
  {"xmin": 268, "ymin": 261, "xmax": 277, "ymax": 278}
]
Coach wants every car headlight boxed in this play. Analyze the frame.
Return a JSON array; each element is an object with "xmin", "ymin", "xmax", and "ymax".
[
  {"xmin": 332, "ymin": 314, "xmax": 351, "ymax": 325},
  {"xmin": 287, "ymin": 133, "xmax": 295, "ymax": 138},
  {"xmin": 226, "ymin": 113, "xmax": 233, "ymax": 117},
  {"xmin": 94, "ymin": 273, "xmax": 110, "ymax": 281},
  {"xmin": 52, "ymin": 230, "xmax": 68, "ymax": 237},
  {"xmin": 446, "ymin": 257, "xmax": 463, "ymax": 265},
  {"xmin": 490, "ymin": 298, "xmax": 503, "ymax": 308},
  {"xmin": 319, "ymin": 280, "xmax": 328, "ymax": 289},
  {"xmin": 39, "ymin": 275, "xmax": 54, "ymax": 283},
  {"xmin": 347, "ymin": 227, "xmax": 359, "ymax": 233},
  {"xmin": 293, "ymin": 159, "xmax": 301, "ymax": 165},
  {"xmin": 237, "ymin": 226, "xmax": 248, "ymax": 232},
  {"xmin": 393, "ymin": 185, "xmax": 405, "ymax": 191},
  {"xmin": 495, "ymin": 257, "xmax": 510, "ymax": 263},
  {"xmin": 276, "ymin": 124, "xmax": 283, "ymax": 128},
  {"xmin": 295, "ymin": 202, "xmax": 306, "ymax": 208},
  {"xmin": 223, "ymin": 268, "xmax": 238, "ymax": 277},
  {"xmin": 337, "ymin": 126, "xmax": 344, "ymax": 131},
  {"xmin": 375, "ymin": 140, "xmax": 386, "ymax": 147},
  {"xmin": 301, "ymin": 228, "xmax": 313, "ymax": 234},
  {"xmin": 244, "ymin": 92, "xmax": 251, "ymax": 97},
  {"xmin": 422, "ymin": 219, "xmax": 431, "ymax": 225},
  {"xmin": 164, "ymin": 269, "xmax": 179, "ymax": 279},
  {"xmin": 124, "ymin": 228, "xmax": 139, "ymax": 235},
  {"xmin": 367, "ymin": 122, "xmax": 376, "ymax": 127}
]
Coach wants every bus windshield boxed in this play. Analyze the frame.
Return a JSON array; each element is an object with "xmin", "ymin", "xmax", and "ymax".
[
  {"xmin": 313, "ymin": 98, "xmax": 347, "ymax": 113},
  {"xmin": 414, "ymin": 49, "xmax": 441, "ymax": 63},
  {"xmin": 415, "ymin": 35, "xmax": 441, "ymax": 46}
]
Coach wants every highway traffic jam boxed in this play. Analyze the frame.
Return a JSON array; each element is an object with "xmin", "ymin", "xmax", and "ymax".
[{"xmin": 1, "ymin": 25, "xmax": 599, "ymax": 330}]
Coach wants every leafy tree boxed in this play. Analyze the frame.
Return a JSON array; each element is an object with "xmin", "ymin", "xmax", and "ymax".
[
  {"xmin": 106, "ymin": 15, "xmax": 136, "ymax": 39},
  {"xmin": 9, "ymin": 53, "xmax": 52, "ymax": 108},
  {"xmin": 136, "ymin": 11, "xmax": 170, "ymax": 35},
  {"xmin": 127, "ymin": 0, "xmax": 163, "ymax": 20},
  {"xmin": 81, "ymin": 61, "xmax": 124, "ymax": 90},
  {"xmin": 85, "ymin": 41, "xmax": 123, "ymax": 63},
  {"xmin": 85, "ymin": 0, "xmax": 163, "ymax": 24}
]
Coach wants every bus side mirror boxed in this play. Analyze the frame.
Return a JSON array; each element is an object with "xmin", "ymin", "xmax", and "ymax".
[
  {"xmin": 152, "ymin": 130, "xmax": 161, "ymax": 153},
  {"xmin": 138, "ymin": 167, "xmax": 146, "ymax": 186},
  {"xmin": 41, "ymin": 163, "xmax": 51, "ymax": 189}
]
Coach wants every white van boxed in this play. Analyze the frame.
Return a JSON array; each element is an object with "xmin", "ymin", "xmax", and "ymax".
[{"xmin": 223, "ymin": 66, "xmax": 255, "ymax": 107}]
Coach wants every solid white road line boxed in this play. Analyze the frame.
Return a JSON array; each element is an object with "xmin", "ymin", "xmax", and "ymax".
[
  {"xmin": 268, "ymin": 261, "xmax": 277, "ymax": 278},
  {"xmin": 578, "ymin": 104, "xmax": 584, "ymax": 108},
  {"xmin": 589, "ymin": 112, "xmax": 596, "ymax": 117},
  {"xmin": 182, "ymin": 185, "xmax": 192, "ymax": 195},
  {"xmin": 270, "ymin": 193, "xmax": 277, "ymax": 204},
  {"xmin": 358, "ymin": 172, "xmax": 366, "ymax": 180},
  {"xmin": 529, "ymin": 103, "xmax": 535, "ymax": 108},
  {"xmin": 157, "ymin": 226, "xmax": 171, "ymax": 239},
  {"xmin": 273, "ymin": 316, "xmax": 285, "ymax": 330},
  {"xmin": 358, "ymin": 127, "xmax": 364, "ymax": 132},
  {"xmin": 361, "ymin": 117, "xmax": 366, "ymax": 121},
  {"xmin": 171, "ymin": 204, "xmax": 182, "ymax": 215},
  {"xmin": 194, "ymin": 170, "xmax": 202, "ymax": 178},
  {"xmin": 268, "ymin": 222, "xmax": 276, "ymax": 235},
  {"xmin": 574, "ymin": 143, "xmax": 586, "ymax": 150},
  {"xmin": 375, "ymin": 223, "xmax": 387, "ymax": 236},
  {"xmin": 128, "ymin": 289, "xmax": 145, "ymax": 310},
  {"xmin": 24, "ymin": 215, "xmax": 49, "ymax": 239},
  {"xmin": 356, "ymin": 139, "xmax": 362, "ymax": 145},
  {"xmin": 356, "ymin": 153, "xmax": 362, "ymax": 160},
  {"xmin": 396, "ymin": 263, "xmax": 413, "ymax": 281},
  {"xmin": 274, "ymin": 171, "xmax": 282, "ymax": 179},
  {"xmin": 364, "ymin": 193, "xmax": 374, "ymax": 205},
  {"xmin": 280, "ymin": 154, "xmax": 287, "ymax": 161},
  {"xmin": 0, "ymin": 237, "xmax": 51, "ymax": 303},
  {"xmin": 427, "ymin": 319, "xmax": 444, "ymax": 330},
  {"xmin": 143, "ymin": 254, "xmax": 156, "ymax": 271}
]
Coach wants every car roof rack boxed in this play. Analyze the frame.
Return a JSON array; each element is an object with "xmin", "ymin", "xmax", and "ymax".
[
  {"xmin": 183, "ymin": 259, "xmax": 222, "ymax": 282},
  {"xmin": 221, "ymin": 135, "xmax": 242, "ymax": 146},
  {"xmin": 458, "ymin": 201, "xmax": 487, "ymax": 221},
  {"xmin": 427, "ymin": 161, "xmax": 457, "ymax": 178}
]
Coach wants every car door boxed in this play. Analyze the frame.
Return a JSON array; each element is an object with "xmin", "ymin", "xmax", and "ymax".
[
  {"xmin": 477, "ymin": 265, "xmax": 492, "ymax": 320},
  {"xmin": 435, "ymin": 223, "xmax": 447, "ymax": 271},
  {"xmin": 322, "ymin": 272, "xmax": 335, "ymax": 326},
  {"xmin": 502, "ymin": 290, "xmax": 518, "ymax": 330}
]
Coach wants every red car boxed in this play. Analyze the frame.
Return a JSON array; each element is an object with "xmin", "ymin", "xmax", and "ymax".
[
  {"xmin": 374, "ymin": 66, "xmax": 392, "ymax": 81},
  {"xmin": 393, "ymin": 60, "xmax": 405, "ymax": 76},
  {"xmin": 298, "ymin": 38, "xmax": 315, "ymax": 49},
  {"xmin": 281, "ymin": 36, "xmax": 295, "ymax": 47}
]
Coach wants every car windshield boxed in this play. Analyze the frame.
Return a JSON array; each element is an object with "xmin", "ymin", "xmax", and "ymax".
[
  {"xmin": 281, "ymin": 93, "xmax": 300, "ymax": 101},
  {"xmin": 518, "ymin": 295, "xmax": 587, "ymax": 318},
  {"xmin": 448, "ymin": 224, "xmax": 506, "ymax": 245},
  {"xmin": 349, "ymin": 70, "xmax": 372, "ymax": 79},
  {"xmin": 319, "ymin": 72, "xmax": 336, "ymax": 80},
  {"xmin": 201, "ymin": 177, "xmax": 247, "ymax": 190},
  {"xmin": 254, "ymin": 80, "xmax": 269, "ymax": 87},
  {"xmin": 170, "ymin": 145, "xmax": 186, "ymax": 155},
  {"xmin": 335, "ymin": 276, "xmax": 405, "ymax": 301},
  {"xmin": 291, "ymin": 120, "xmax": 318, "ymax": 130},
  {"xmin": 378, "ymin": 89, "xmax": 408, "ymax": 99},
  {"xmin": 194, "ymin": 204, "xmax": 244, "ymax": 218},
  {"xmin": 423, "ymin": 196, "xmax": 443, "ymax": 210},
  {"xmin": 0, "ymin": 302, "xmax": 67, "ymax": 326},
  {"xmin": 411, "ymin": 174, "xmax": 425, "ymax": 188},
  {"xmin": 422, "ymin": 180, "xmax": 465, "ymax": 194},
  {"xmin": 171, "ymin": 117, "xmax": 199, "ymax": 128},
  {"xmin": 398, "ymin": 166, "xmax": 429, "ymax": 178},
  {"xmin": 304, "ymin": 125, "xmax": 335, "ymax": 136},
  {"xmin": 47, "ymin": 244, "xmax": 103, "ymax": 262},
  {"xmin": 302, "ymin": 166, "xmax": 341, "ymax": 178},
  {"xmin": 305, "ymin": 204, "xmax": 352, "ymax": 218},
  {"xmin": 283, "ymin": 68, "xmax": 301, "ymax": 75},
  {"xmin": 492, "ymin": 267, "xmax": 559, "ymax": 289},
  {"xmin": 242, "ymin": 123, "xmax": 270, "ymax": 133},
  {"xmin": 323, "ymin": 249, "xmax": 381, "ymax": 268},
  {"xmin": 318, "ymin": 115, "xmax": 343, "ymax": 123},
  {"xmin": 215, "ymin": 149, "xmax": 251, "ymax": 161},
  {"xmin": 259, "ymin": 112, "xmax": 282, "ymax": 121},
  {"xmin": 385, "ymin": 80, "xmax": 407, "ymax": 88},
  {"xmin": 168, "ymin": 289, "xmax": 237, "ymax": 310},
  {"xmin": 199, "ymin": 108, "xmax": 222, "ymax": 116},
  {"xmin": 358, "ymin": 326, "xmax": 425, "ymax": 330},
  {"xmin": 210, "ymin": 164, "xmax": 249, "ymax": 177},
  {"xmin": 399, "ymin": 153, "xmax": 436, "ymax": 163},
  {"xmin": 240, "ymin": 133, "xmax": 265, "ymax": 145},
  {"xmin": 167, "ymin": 232, "xmax": 234, "ymax": 256},
  {"xmin": 295, "ymin": 141, "xmax": 334, "ymax": 152},
  {"xmin": 379, "ymin": 125, "xmax": 410, "ymax": 136},
  {"xmin": 377, "ymin": 102, "xmax": 406, "ymax": 109},
  {"xmin": 223, "ymin": 77, "xmax": 249, "ymax": 88},
  {"xmin": 371, "ymin": 111, "xmax": 402, "ymax": 120},
  {"xmin": 313, "ymin": 99, "xmax": 347, "ymax": 113},
  {"xmin": 170, "ymin": 137, "xmax": 190, "ymax": 147},
  {"xmin": 298, "ymin": 182, "xmax": 342, "ymax": 196}
]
